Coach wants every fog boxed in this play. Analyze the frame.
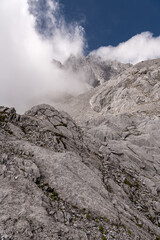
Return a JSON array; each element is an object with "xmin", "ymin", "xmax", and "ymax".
[{"xmin": 0, "ymin": 0, "xmax": 87, "ymax": 112}]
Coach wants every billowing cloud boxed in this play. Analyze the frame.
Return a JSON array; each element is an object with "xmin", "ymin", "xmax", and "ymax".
[
  {"xmin": 1, "ymin": 0, "xmax": 160, "ymax": 113},
  {"xmin": 90, "ymin": 32, "xmax": 160, "ymax": 64},
  {"xmin": 28, "ymin": 0, "xmax": 86, "ymax": 62},
  {"xmin": 0, "ymin": 0, "xmax": 87, "ymax": 112}
]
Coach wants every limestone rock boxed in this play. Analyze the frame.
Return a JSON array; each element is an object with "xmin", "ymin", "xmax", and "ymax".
[
  {"xmin": 90, "ymin": 58, "xmax": 160, "ymax": 115},
  {"xmin": 1, "ymin": 58, "xmax": 160, "ymax": 240}
]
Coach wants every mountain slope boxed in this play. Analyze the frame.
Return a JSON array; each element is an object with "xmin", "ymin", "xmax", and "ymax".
[{"xmin": 0, "ymin": 58, "xmax": 160, "ymax": 240}]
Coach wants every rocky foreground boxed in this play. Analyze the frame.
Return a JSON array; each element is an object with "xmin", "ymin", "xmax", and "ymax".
[{"xmin": 0, "ymin": 58, "xmax": 160, "ymax": 239}]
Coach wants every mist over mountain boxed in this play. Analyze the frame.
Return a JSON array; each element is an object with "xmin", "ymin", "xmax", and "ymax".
[
  {"xmin": 0, "ymin": 0, "xmax": 86, "ymax": 112},
  {"xmin": 1, "ymin": 0, "xmax": 160, "ymax": 112}
]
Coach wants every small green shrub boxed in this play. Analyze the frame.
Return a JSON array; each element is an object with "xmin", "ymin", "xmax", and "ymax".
[
  {"xmin": 137, "ymin": 223, "xmax": 143, "ymax": 228},
  {"xmin": 106, "ymin": 218, "xmax": 109, "ymax": 223},
  {"xmin": 102, "ymin": 236, "xmax": 107, "ymax": 240},
  {"xmin": 72, "ymin": 205, "xmax": 77, "ymax": 209},
  {"xmin": 0, "ymin": 114, "xmax": 6, "ymax": 122},
  {"xmin": 155, "ymin": 234, "xmax": 160, "ymax": 240},
  {"xmin": 99, "ymin": 225, "xmax": 104, "ymax": 233},
  {"xmin": 86, "ymin": 214, "xmax": 91, "ymax": 220},
  {"xmin": 124, "ymin": 178, "xmax": 132, "ymax": 187}
]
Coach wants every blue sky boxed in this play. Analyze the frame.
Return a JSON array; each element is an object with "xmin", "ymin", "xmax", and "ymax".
[{"xmin": 60, "ymin": 0, "xmax": 160, "ymax": 52}]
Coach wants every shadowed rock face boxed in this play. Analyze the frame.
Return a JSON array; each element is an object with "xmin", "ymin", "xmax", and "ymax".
[{"xmin": 0, "ymin": 58, "xmax": 160, "ymax": 240}]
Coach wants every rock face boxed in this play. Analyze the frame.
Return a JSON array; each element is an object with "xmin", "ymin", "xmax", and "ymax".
[
  {"xmin": 0, "ymin": 58, "xmax": 160, "ymax": 240},
  {"xmin": 53, "ymin": 55, "xmax": 131, "ymax": 87},
  {"xmin": 90, "ymin": 58, "xmax": 160, "ymax": 115}
]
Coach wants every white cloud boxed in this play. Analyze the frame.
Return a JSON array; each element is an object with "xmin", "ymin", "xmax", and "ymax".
[
  {"xmin": 90, "ymin": 32, "xmax": 160, "ymax": 64},
  {"xmin": 0, "ymin": 0, "xmax": 87, "ymax": 112}
]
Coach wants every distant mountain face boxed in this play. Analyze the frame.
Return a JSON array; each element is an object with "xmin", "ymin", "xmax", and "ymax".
[
  {"xmin": 53, "ymin": 54, "xmax": 131, "ymax": 87},
  {"xmin": 90, "ymin": 58, "xmax": 160, "ymax": 115},
  {"xmin": 0, "ymin": 58, "xmax": 160, "ymax": 240}
]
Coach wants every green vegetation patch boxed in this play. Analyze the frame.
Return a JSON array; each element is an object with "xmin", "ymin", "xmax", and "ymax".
[
  {"xmin": 99, "ymin": 225, "xmax": 104, "ymax": 233},
  {"xmin": 0, "ymin": 113, "xmax": 7, "ymax": 122},
  {"xmin": 102, "ymin": 236, "xmax": 107, "ymax": 240},
  {"xmin": 124, "ymin": 178, "xmax": 132, "ymax": 187},
  {"xmin": 86, "ymin": 214, "xmax": 91, "ymax": 220}
]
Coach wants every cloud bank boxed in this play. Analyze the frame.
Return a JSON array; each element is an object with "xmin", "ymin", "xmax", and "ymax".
[
  {"xmin": 90, "ymin": 32, "xmax": 160, "ymax": 64},
  {"xmin": 0, "ymin": 0, "xmax": 87, "ymax": 112}
]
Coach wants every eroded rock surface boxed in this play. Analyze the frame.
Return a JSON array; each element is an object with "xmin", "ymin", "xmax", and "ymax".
[
  {"xmin": 1, "ymin": 58, "xmax": 160, "ymax": 240},
  {"xmin": 90, "ymin": 58, "xmax": 160, "ymax": 115}
]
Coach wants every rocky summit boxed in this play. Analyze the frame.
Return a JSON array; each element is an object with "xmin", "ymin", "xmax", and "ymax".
[{"xmin": 0, "ymin": 58, "xmax": 160, "ymax": 240}]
